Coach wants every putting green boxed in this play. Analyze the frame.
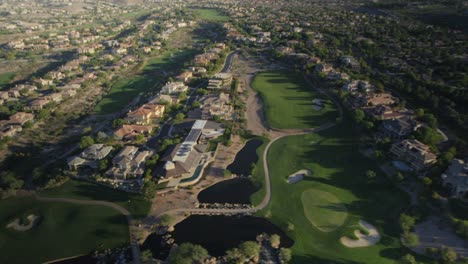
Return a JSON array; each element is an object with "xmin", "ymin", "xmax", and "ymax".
[{"xmin": 301, "ymin": 189, "xmax": 348, "ymax": 232}]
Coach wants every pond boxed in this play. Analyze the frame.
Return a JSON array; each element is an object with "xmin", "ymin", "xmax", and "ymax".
[
  {"xmin": 197, "ymin": 177, "xmax": 259, "ymax": 204},
  {"xmin": 171, "ymin": 215, "xmax": 294, "ymax": 256},
  {"xmin": 141, "ymin": 233, "xmax": 172, "ymax": 260},
  {"xmin": 226, "ymin": 139, "xmax": 263, "ymax": 176}
]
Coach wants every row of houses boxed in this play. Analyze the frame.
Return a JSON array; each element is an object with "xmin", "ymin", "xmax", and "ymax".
[
  {"xmin": 315, "ymin": 60, "xmax": 438, "ymax": 172},
  {"xmin": 313, "ymin": 54, "xmax": 468, "ymax": 200}
]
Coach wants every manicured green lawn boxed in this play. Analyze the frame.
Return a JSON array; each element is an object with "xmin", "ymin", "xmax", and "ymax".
[
  {"xmin": 94, "ymin": 48, "xmax": 196, "ymax": 114},
  {"xmin": 0, "ymin": 72, "xmax": 15, "ymax": 89},
  {"xmin": 0, "ymin": 196, "xmax": 128, "ymax": 264},
  {"xmin": 251, "ymin": 71, "xmax": 338, "ymax": 129},
  {"xmin": 192, "ymin": 8, "xmax": 230, "ymax": 22},
  {"xmin": 301, "ymin": 189, "xmax": 348, "ymax": 232},
  {"xmin": 249, "ymin": 137, "xmax": 269, "ymax": 204},
  {"xmin": 42, "ymin": 179, "xmax": 151, "ymax": 219},
  {"xmin": 260, "ymin": 118, "xmax": 410, "ymax": 263}
]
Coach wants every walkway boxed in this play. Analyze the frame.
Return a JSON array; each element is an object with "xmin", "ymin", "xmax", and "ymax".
[{"xmin": 34, "ymin": 194, "xmax": 141, "ymax": 264}]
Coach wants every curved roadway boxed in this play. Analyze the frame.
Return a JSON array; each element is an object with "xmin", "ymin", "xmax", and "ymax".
[{"xmin": 159, "ymin": 75, "xmax": 344, "ymax": 216}]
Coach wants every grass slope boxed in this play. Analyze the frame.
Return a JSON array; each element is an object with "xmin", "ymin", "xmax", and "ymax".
[
  {"xmin": 94, "ymin": 48, "xmax": 196, "ymax": 114},
  {"xmin": 251, "ymin": 71, "xmax": 337, "ymax": 129},
  {"xmin": 301, "ymin": 189, "xmax": 348, "ymax": 232},
  {"xmin": 41, "ymin": 179, "xmax": 150, "ymax": 218},
  {"xmin": 261, "ymin": 119, "xmax": 410, "ymax": 263},
  {"xmin": 0, "ymin": 196, "xmax": 128, "ymax": 264},
  {"xmin": 0, "ymin": 72, "xmax": 15, "ymax": 89}
]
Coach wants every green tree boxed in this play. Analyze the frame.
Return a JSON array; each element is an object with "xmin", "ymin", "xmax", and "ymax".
[
  {"xmin": 440, "ymin": 247, "xmax": 457, "ymax": 263},
  {"xmin": 366, "ymin": 170, "xmax": 377, "ymax": 180},
  {"xmin": 178, "ymin": 92, "xmax": 187, "ymax": 101},
  {"xmin": 141, "ymin": 250, "xmax": 153, "ymax": 262},
  {"xmin": 270, "ymin": 234, "xmax": 281, "ymax": 248},
  {"xmin": 422, "ymin": 177, "xmax": 432, "ymax": 186},
  {"xmin": 169, "ymin": 243, "xmax": 209, "ymax": 264},
  {"xmin": 399, "ymin": 214, "xmax": 416, "ymax": 233},
  {"xmin": 239, "ymin": 241, "xmax": 260, "ymax": 259},
  {"xmin": 142, "ymin": 180, "xmax": 158, "ymax": 200},
  {"xmin": 174, "ymin": 113, "xmax": 185, "ymax": 124},
  {"xmin": 112, "ymin": 118, "xmax": 127, "ymax": 128},
  {"xmin": 400, "ymin": 254, "xmax": 417, "ymax": 264},
  {"xmin": 225, "ymin": 248, "xmax": 243, "ymax": 264},
  {"xmin": 352, "ymin": 109, "xmax": 365, "ymax": 124},
  {"xmin": 37, "ymin": 109, "xmax": 50, "ymax": 119},
  {"xmin": 279, "ymin": 248, "xmax": 292, "ymax": 263},
  {"xmin": 402, "ymin": 232, "xmax": 419, "ymax": 246},
  {"xmin": 99, "ymin": 159, "xmax": 109, "ymax": 172},
  {"xmin": 79, "ymin": 136, "xmax": 94, "ymax": 149}
]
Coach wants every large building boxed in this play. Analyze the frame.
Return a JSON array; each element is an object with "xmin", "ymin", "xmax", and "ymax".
[
  {"xmin": 67, "ymin": 144, "xmax": 113, "ymax": 170},
  {"xmin": 390, "ymin": 139, "xmax": 437, "ymax": 171},
  {"xmin": 106, "ymin": 146, "xmax": 151, "ymax": 179},
  {"xmin": 207, "ymin": 73, "xmax": 232, "ymax": 89},
  {"xmin": 157, "ymin": 120, "xmax": 224, "ymax": 182},
  {"xmin": 126, "ymin": 103, "xmax": 165, "ymax": 125},
  {"xmin": 161, "ymin": 81, "xmax": 188, "ymax": 94}
]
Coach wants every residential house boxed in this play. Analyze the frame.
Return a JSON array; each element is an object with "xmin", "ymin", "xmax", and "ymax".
[
  {"xmin": 67, "ymin": 144, "xmax": 113, "ymax": 170},
  {"xmin": 342, "ymin": 80, "xmax": 373, "ymax": 93},
  {"xmin": 46, "ymin": 93, "xmax": 63, "ymax": 103},
  {"xmin": 13, "ymin": 84, "xmax": 37, "ymax": 94},
  {"xmin": 341, "ymin": 55, "xmax": 360, "ymax": 70},
  {"xmin": 114, "ymin": 125, "xmax": 153, "ymax": 140},
  {"xmin": 157, "ymin": 120, "xmax": 208, "ymax": 181},
  {"xmin": 8, "ymin": 112, "xmax": 34, "ymax": 126},
  {"xmin": 353, "ymin": 92, "xmax": 395, "ymax": 108},
  {"xmin": 61, "ymin": 89, "xmax": 77, "ymax": 98},
  {"xmin": 161, "ymin": 82, "xmax": 188, "ymax": 94},
  {"xmin": 149, "ymin": 94, "xmax": 179, "ymax": 105},
  {"xmin": 0, "ymin": 91, "xmax": 9, "ymax": 100},
  {"xmin": 0, "ymin": 124, "xmax": 22, "ymax": 140},
  {"xmin": 441, "ymin": 159, "xmax": 468, "ymax": 200},
  {"xmin": 126, "ymin": 103, "xmax": 165, "ymax": 125},
  {"xmin": 390, "ymin": 139, "xmax": 437, "ymax": 171},
  {"xmin": 188, "ymin": 92, "xmax": 233, "ymax": 120},
  {"xmin": 379, "ymin": 117, "xmax": 419, "ymax": 139},
  {"xmin": 34, "ymin": 78, "xmax": 53, "ymax": 86},
  {"xmin": 175, "ymin": 72, "xmax": 193, "ymax": 83},
  {"xmin": 26, "ymin": 99, "xmax": 50, "ymax": 111},
  {"xmin": 207, "ymin": 73, "xmax": 232, "ymax": 89},
  {"xmin": 106, "ymin": 146, "xmax": 151, "ymax": 179},
  {"xmin": 189, "ymin": 67, "xmax": 207, "ymax": 76},
  {"xmin": 315, "ymin": 63, "xmax": 333, "ymax": 74}
]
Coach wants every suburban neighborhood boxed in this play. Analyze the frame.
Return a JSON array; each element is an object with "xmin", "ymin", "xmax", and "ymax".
[{"xmin": 0, "ymin": 0, "xmax": 467, "ymax": 264}]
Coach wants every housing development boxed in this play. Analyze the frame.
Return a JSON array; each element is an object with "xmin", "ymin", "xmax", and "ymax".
[{"xmin": 0, "ymin": 0, "xmax": 467, "ymax": 263}]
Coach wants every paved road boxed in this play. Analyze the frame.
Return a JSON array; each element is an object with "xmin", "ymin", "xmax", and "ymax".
[
  {"xmin": 35, "ymin": 194, "xmax": 142, "ymax": 264},
  {"xmin": 146, "ymin": 51, "xmax": 237, "ymax": 149}
]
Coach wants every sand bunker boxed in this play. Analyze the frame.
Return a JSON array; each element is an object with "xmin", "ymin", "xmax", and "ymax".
[
  {"xmin": 287, "ymin": 169, "xmax": 310, "ymax": 184},
  {"xmin": 6, "ymin": 214, "xmax": 39, "ymax": 231},
  {"xmin": 340, "ymin": 220, "xmax": 381, "ymax": 248}
]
